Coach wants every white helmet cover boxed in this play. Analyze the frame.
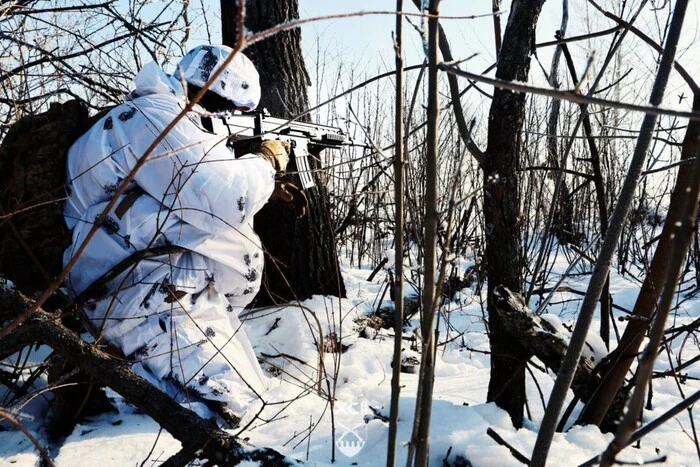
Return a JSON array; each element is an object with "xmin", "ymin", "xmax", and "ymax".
[{"xmin": 173, "ymin": 45, "xmax": 261, "ymax": 110}]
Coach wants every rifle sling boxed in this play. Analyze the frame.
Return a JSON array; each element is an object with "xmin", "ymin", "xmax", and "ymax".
[
  {"xmin": 73, "ymin": 244, "xmax": 188, "ymax": 309},
  {"xmin": 115, "ymin": 187, "xmax": 145, "ymax": 220}
]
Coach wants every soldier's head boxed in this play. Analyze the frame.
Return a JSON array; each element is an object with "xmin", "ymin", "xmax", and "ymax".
[{"xmin": 173, "ymin": 45, "xmax": 260, "ymax": 113}]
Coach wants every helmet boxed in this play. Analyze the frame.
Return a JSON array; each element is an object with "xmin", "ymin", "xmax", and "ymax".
[{"xmin": 173, "ymin": 45, "xmax": 260, "ymax": 111}]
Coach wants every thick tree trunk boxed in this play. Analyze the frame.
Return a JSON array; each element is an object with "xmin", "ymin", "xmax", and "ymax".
[
  {"xmin": 221, "ymin": 0, "xmax": 311, "ymax": 119},
  {"xmin": 221, "ymin": 0, "xmax": 346, "ymax": 305},
  {"xmin": 483, "ymin": 0, "xmax": 545, "ymax": 428}
]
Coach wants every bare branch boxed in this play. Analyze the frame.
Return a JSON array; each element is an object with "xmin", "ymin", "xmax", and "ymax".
[{"xmin": 439, "ymin": 63, "xmax": 700, "ymax": 122}]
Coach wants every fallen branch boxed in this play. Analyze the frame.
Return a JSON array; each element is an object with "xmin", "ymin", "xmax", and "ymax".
[
  {"xmin": 486, "ymin": 428, "xmax": 530, "ymax": 465},
  {"xmin": 491, "ymin": 286, "xmax": 627, "ymax": 429},
  {"xmin": 0, "ymin": 284, "xmax": 295, "ymax": 466}
]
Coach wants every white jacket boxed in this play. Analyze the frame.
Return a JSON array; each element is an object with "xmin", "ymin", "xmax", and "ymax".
[{"xmin": 63, "ymin": 62, "xmax": 274, "ymax": 416}]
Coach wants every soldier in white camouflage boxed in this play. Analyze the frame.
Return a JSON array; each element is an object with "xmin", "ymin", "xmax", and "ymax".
[{"xmin": 63, "ymin": 45, "xmax": 289, "ymax": 424}]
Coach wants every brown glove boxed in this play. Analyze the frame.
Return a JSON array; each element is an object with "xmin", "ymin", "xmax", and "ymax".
[
  {"xmin": 257, "ymin": 139, "xmax": 290, "ymax": 173},
  {"xmin": 270, "ymin": 181, "xmax": 308, "ymax": 218}
]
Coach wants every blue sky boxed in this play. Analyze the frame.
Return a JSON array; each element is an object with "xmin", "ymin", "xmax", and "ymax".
[
  {"xmin": 156, "ymin": 0, "xmax": 698, "ymax": 111},
  {"xmin": 297, "ymin": 1, "xmax": 568, "ymax": 73},
  {"xmin": 295, "ymin": 1, "xmax": 699, "ymax": 105}
]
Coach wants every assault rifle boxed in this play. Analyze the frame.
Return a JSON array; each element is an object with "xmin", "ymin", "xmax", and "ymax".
[{"xmin": 205, "ymin": 111, "xmax": 347, "ymax": 189}]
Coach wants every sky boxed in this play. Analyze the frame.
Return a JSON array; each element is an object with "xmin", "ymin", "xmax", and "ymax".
[
  {"xmin": 122, "ymin": 0, "xmax": 699, "ymax": 119},
  {"xmin": 297, "ymin": 0, "xmax": 551, "ymax": 74},
  {"xmin": 165, "ymin": 0, "xmax": 699, "ymax": 106},
  {"xmin": 296, "ymin": 0, "xmax": 700, "ymax": 99}
]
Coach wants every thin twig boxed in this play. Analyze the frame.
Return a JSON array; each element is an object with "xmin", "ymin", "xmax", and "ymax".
[
  {"xmin": 0, "ymin": 407, "xmax": 55, "ymax": 467},
  {"xmin": 486, "ymin": 428, "xmax": 530, "ymax": 465},
  {"xmin": 387, "ymin": 3, "xmax": 405, "ymax": 462}
]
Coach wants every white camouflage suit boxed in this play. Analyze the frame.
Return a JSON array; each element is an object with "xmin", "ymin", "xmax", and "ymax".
[{"xmin": 63, "ymin": 46, "xmax": 273, "ymax": 419}]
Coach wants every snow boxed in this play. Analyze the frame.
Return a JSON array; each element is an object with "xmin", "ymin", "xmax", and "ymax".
[{"xmin": 2, "ymin": 255, "xmax": 700, "ymax": 466}]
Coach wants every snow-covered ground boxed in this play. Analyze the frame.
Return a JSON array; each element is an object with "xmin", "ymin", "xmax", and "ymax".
[{"xmin": 2, "ymin": 251, "xmax": 700, "ymax": 466}]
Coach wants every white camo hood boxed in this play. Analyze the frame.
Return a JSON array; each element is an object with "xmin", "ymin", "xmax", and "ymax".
[{"xmin": 172, "ymin": 45, "xmax": 261, "ymax": 110}]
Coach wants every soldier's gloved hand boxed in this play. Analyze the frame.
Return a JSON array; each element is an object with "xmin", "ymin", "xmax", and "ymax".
[
  {"xmin": 258, "ymin": 139, "xmax": 290, "ymax": 173},
  {"xmin": 270, "ymin": 181, "xmax": 308, "ymax": 218}
]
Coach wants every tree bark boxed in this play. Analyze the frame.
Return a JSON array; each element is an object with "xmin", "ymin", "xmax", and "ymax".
[
  {"xmin": 483, "ymin": 0, "xmax": 545, "ymax": 428},
  {"xmin": 0, "ymin": 100, "xmax": 88, "ymax": 294},
  {"xmin": 221, "ymin": 0, "xmax": 346, "ymax": 305}
]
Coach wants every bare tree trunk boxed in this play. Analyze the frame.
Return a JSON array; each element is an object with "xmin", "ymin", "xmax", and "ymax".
[
  {"xmin": 579, "ymin": 93, "xmax": 700, "ymax": 427},
  {"xmin": 491, "ymin": 0, "xmax": 502, "ymax": 56},
  {"xmin": 222, "ymin": 0, "xmax": 311, "ymax": 117},
  {"xmin": 387, "ymin": 1, "xmax": 405, "ymax": 466},
  {"xmin": 531, "ymin": 0, "xmax": 685, "ymax": 461},
  {"xmin": 221, "ymin": 0, "xmax": 346, "ymax": 304},
  {"xmin": 484, "ymin": 0, "xmax": 546, "ymax": 429},
  {"xmin": 406, "ymin": 1, "xmax": 440, "ymax": 466}
]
